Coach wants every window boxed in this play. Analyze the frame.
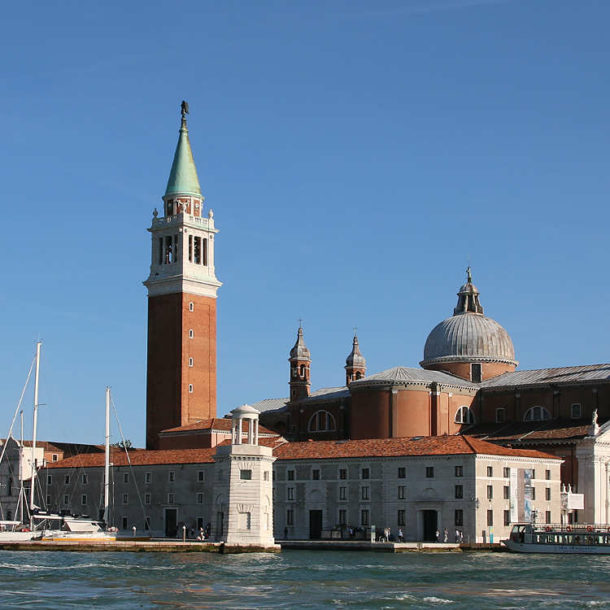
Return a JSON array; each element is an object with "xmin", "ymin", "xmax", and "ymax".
[
  {"xmin": 286, "ymin": 509, "xmax": 294, "ymax": 526},
  {"xmin": 455, "ymin": 465, "xmax": 463, "ymax": 477},
  {"xmin": 188, "ymin": 329, "xmax": 194, "ymax": 339},
  {"xmin": 122, "ymin": 516, "xmax": 128, "ymax": 530},
  {"xmin": 168, "ymin": 493, "xmax": 175, "ymax": 504},
  {"xmin": 546, "ymin": 511, "xmax": 552, "ymax": 524},
  {"xmin": 545, "ymin": 469, "xmax": 551, "ymax": 481},
  {"xmin": 487, "ymin": 466, "xmax": 493, "ymax": 477},
  {"xmin": 531, "ymin": 487, "xmax": 536, "ymax": 501},
  {"xmin": 503, "ymin": 485, "xmax": 510, "ymax": 500},
  {"xmin": 63, "ymin": 495, "xmax": 68, "ymax": 505},
  {"xmin": 545, "ymin": 487, "xmax": 551, "ymax": 501},
  {"xmin": 145, "ymin": 517, "xmax": 151, "ymax": 531},
  {"xmin": 145, "ymin": 493, "xmax": 151, "ymax": 505},
  {"xmin": 503, "ymin": 467, "xmax": 510, "ymax": 478},
  {"xmin": 287, "ymin": 487, "xmax": 294, "ymax": 501},
  {"xmin": 189, "ymin": 302, "xmax": 194, "ymax": 312},
  {"xmin": 398, "ymin": 467, "xmax": 406, "ymax": 479},
  {"xmin": 338, "ymin": 509, "xmax": 346, "ymax": 525},
  {"xmin": 570, "ymin": 403, "xmax": 582, "ymax": 419},
  {"xmin": 487, "ymin": 485, "xmax": 493, "ymax": 500},
  {"xmin": 455, "ymin": 406, "xmax": 475, "ymax": 424},
  {"xmin": 339, "ymin": 486, "xmax": 347, "ymax": 501},
  {"xmin": 339, "ymin": 468, "xmax": 347, "ymax": 480},
  {"xmin": 532, "ymin": 470, "xmax": 536, "ymax": 480},
  {"xmin": 189, "ymin": 357, "xmax": 194, "ymax": 367},
  {"xmin": 81, "ymin": 494, "xmax": 87, "ymax": 505},
  {"xmin": 198, "ymin": 471, "xmax": 204, "ymax": 482},
  {"xmin": 455, "ymin": 509, "xmax": 463, "ymax": 526},
  {"xmin": 197, "ymin": 493, "xmax": 203, "ymax": 504},
  {"xmin": 308, "ymin": 410, "xmax": 336, "ymax": 432},
  {"xmin": 471, "ymin": 363, "xmax": 482, "ymax": 383},
  {"xmin": 398, "ymin": 510, "xmax": 405, "ymax": 526},
  {"xmin": 52, "ymin": 454, "xmax": 58, "ymax": 462},
  {"xmin": 504, "ymin": 510, "xmax": 510, "ymax": 526},
  {"xmin": 398, "ymin": 485, "xmax": 406, "ymax": 500},
  {"xmin": 64, "ymin": 475, "xmax": 70, "ymax": 485},
  {"xmin": 188, "ymin": 384, "xmax": 193, "ymax": 393},
  {"xmin": 81, "ymin": 474, "xmax": 88, "ymax": 485},
  {"xmin": 122, "ymin": 493, "xmax": 128, "ymax": 504},
  {"xmin": 496, "ymin": 408, "xmax": 505, "ymax": 423},
  {"xmin": 524, "ymin": 406, "xmax": 551, "ymax": 422},
  {"xmin": 240, "ymin": 470, "xmax": 252, "ymax": 480},
  {"xmin": 361, "ymin": 509, "xmax": 369, "ymax": 526},
  {"xmin": 426, "ymin": 467, "xmax": 434, "ymax": 478},
  {"xmin": 47, "ymin": 475, "xmax": 52, "ymax": 485},
  {"xmin": 264, "ymin": 471, "xmax": 269, "ymax": 481},
  {"xmin": 123, "ymin": 473, "xmax": 129, "ymax": 484},
  {"xmin": 169, "ymin": 471, "xmax": 175, "ymax": 482},
  {"xmin": 455, "ymin": 485, "xmax": 463, "ymax": 499},
  {"xmin": 487, "ymin": 510, "xmax": 494, "ymax": 527},
  {"xmin": 312, "ymin": 469, "xmax": 320, "ymax": 480},
  {"xmin": 361, "ymin": 486, "xmax": 369, "ymax": 500},
  {"xmin": 287, "ymin": 470, "xmax": 295, "ymax": 481},
  {"xmin": 145, "ymin": 472, "xmax": 152, "ymax": 484},
  {"xmin": 46, "ymin": 495, "xmax": 51, "ymax": 506},
  {"xmin": 361, "ymin": 468, "xmax": 370, "ymax": 480}
]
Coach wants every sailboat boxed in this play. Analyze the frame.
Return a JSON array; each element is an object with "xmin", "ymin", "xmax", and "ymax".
[{"xmin": 40, "ymin": 387, "xmax": 117, "ymax": 542}]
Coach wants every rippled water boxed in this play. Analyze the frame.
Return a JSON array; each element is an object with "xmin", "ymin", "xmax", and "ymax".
[{"xmin": 0, "ymin": 550, "xmax": 609, "ymax": 608}]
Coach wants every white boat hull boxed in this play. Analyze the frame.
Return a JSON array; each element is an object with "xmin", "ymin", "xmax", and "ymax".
[{"xmin": 504, "ymin": 539, "xmax": 610, "ymax": 554}]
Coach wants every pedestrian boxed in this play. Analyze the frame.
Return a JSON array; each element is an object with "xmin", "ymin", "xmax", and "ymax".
[
  {"xmin": 398, "ymin": 527, "xmax": 404, "ymax": 542},
  {"xmin": 455, "ymin": 529, "xmax": 460, "ymax": 543},
  {"xmin": 444, "ymin": 528, "xmax": 449, "ymax": 543},
  {"xmin": 460, "ymin": 531, "xmax": 464, "ymax": 543},
  {"xmin": 435, "ymin": 529, "xmax": 440, "ymax": 542}
]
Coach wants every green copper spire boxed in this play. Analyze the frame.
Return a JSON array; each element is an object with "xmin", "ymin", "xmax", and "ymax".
[{"xmin": 165, "ymin": 101, "xmax": 202, "ymax": 198}]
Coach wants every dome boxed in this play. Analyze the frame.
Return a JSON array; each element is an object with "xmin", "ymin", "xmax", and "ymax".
[
  {"xmin": 421, "ymin": 313, "xmax": 516, "ymax": 366},
  {"xmin": 420, "ymin": 268, "xmax": 517, "ymax": 367}
]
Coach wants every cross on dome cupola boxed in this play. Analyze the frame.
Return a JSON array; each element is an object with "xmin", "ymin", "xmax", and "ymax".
[{"xmin": 453, "ymin": 266, "xmax": 484, "ymax": 315}]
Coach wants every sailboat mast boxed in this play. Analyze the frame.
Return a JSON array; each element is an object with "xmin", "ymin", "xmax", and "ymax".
[
  {"xmin": 19, "ymin": 409, "xmax": 24, "ymax": 524},
  {"xmin": 104, "ymin": 387, "xmax": 110, "ymax": 525},
  {"xmin": 29, "ymin": 341, "xmax": 41, "ymax": 522}
]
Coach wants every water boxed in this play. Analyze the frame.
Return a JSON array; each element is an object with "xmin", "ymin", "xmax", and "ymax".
[{"xmin": 0, "ymin": 550, "xmax": 608, "ymax": 608}]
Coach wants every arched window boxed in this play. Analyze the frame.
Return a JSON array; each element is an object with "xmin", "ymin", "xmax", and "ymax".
[
  {"xmin": 455, "ymin": 406, "xmax": 475, "ymax": 425},
  {"xmin": 524, "ymin": 406, "xmax": 551, "ymax": 422},
  {"xmin": 308, "ymin": 410, "xmax": 336, "ymax": 433},
  {"xmin": 355, "ymin": 371, "xmax": 362, "ymax": 380}
]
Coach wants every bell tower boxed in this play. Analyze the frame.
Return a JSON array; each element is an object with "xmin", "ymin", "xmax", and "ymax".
[
  {"xmin": 144, "ymin": 102, "xmax": 222, "ymax": 449},
  {"xmin": 288, "ymin": 325, "xmax": 311, "ymax": 402}
]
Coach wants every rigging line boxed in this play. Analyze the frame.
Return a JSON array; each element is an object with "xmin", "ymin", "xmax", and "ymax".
[
  {"xmin": 110, "ymin": 394, "xmax": 148, "ymax": 526},
  {"xmin": 0, "ymin": 355, "xmax": 36, "ymax": 468}
]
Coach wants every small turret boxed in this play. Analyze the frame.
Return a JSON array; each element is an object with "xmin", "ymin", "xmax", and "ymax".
[
  {"xmin": 289, "ymin": 325, "xmax": 311, "ymax": 402},
  {"xmin": 454, "ymin": 266, "xmax": 484, "ymax": 315},
  {"xmin": 345, "ymin": 333, "xmax": 366, "ymax": 385}
]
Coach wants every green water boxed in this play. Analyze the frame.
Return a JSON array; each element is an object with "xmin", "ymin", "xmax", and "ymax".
[{"xmin": 0, "ymin": 550, "xmax": 608, "ymax": 608}]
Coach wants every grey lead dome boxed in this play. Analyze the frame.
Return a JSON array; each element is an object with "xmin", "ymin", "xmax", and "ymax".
[
  {"xmin": 421, "ymin": 313, "xmax": 516, "ymax": 365},
  {"xmin": 420, "ymin": 269, "xmax": 517, "ymax": 366}
]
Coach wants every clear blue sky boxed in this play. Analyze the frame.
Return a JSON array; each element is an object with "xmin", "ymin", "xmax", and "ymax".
[{"xmin": 1, "ymin": 0, "xmax": 609, "ymax": 446}]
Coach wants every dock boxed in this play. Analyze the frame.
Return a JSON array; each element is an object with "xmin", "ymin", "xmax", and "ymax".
[
  {"xmin": 0, "ymin": 539, "xmax": 505, "ymax": 553},
  {"xmin": 0, "ymin": 540, "xmax": 280, "ymax": 553}
]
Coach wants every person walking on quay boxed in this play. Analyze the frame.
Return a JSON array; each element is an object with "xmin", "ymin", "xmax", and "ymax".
[
  {"xmin": 455, "ymin": 529, "xmax": 460, "ymax": 543},
  {"xmin": 398, "ymin": 528, "xmax": 404, "ymax": 542},
  {"xmin": 435, "ymin": 529, "xmax": 440, "ymax": 542},
  {"xmin": 444, "ymin": 528, "xmax": 449, "ymax": 543}
]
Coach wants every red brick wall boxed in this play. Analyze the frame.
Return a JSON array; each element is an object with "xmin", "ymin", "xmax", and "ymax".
[
  {"xmin": 424, "ymin": 361, "xmax": 515, "ymax": 381},
  {"xmin": 146, "ymin": 293, "xmax": 217, "ymax": 449}
]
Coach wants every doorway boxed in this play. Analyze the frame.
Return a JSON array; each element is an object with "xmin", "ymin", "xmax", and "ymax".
[
  {"xmin": 422, "ymin": 510, "xmax": 438, "ymax": 542},
  {"xmin": 165, "ymin": 508, "xmax": 177, "ymax": 537},
  {"xmin": 309, "ymin": 510, "xmax": 323, "ymax": 539}
]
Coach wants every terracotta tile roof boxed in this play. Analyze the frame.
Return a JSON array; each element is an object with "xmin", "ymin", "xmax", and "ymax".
[
  {"xmin": 467, "ymin": 419, "xmax": 603, "ymax": 443},
  {"xmin": 46, "ymin": 447, "xmax": 217, "ymax": 469},
  {"xmin": 272, "ymin": 435, "xmax": 559, "ymax": 461},
  {"xmin": 160, "ymin": 418, "xmax": 278, "ymax": 436}
]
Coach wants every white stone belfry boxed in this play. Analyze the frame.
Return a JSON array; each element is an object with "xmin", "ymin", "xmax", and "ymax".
[{"xmin": 212, "ymin": 405, "xmax": 277, "ymax": 548}]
